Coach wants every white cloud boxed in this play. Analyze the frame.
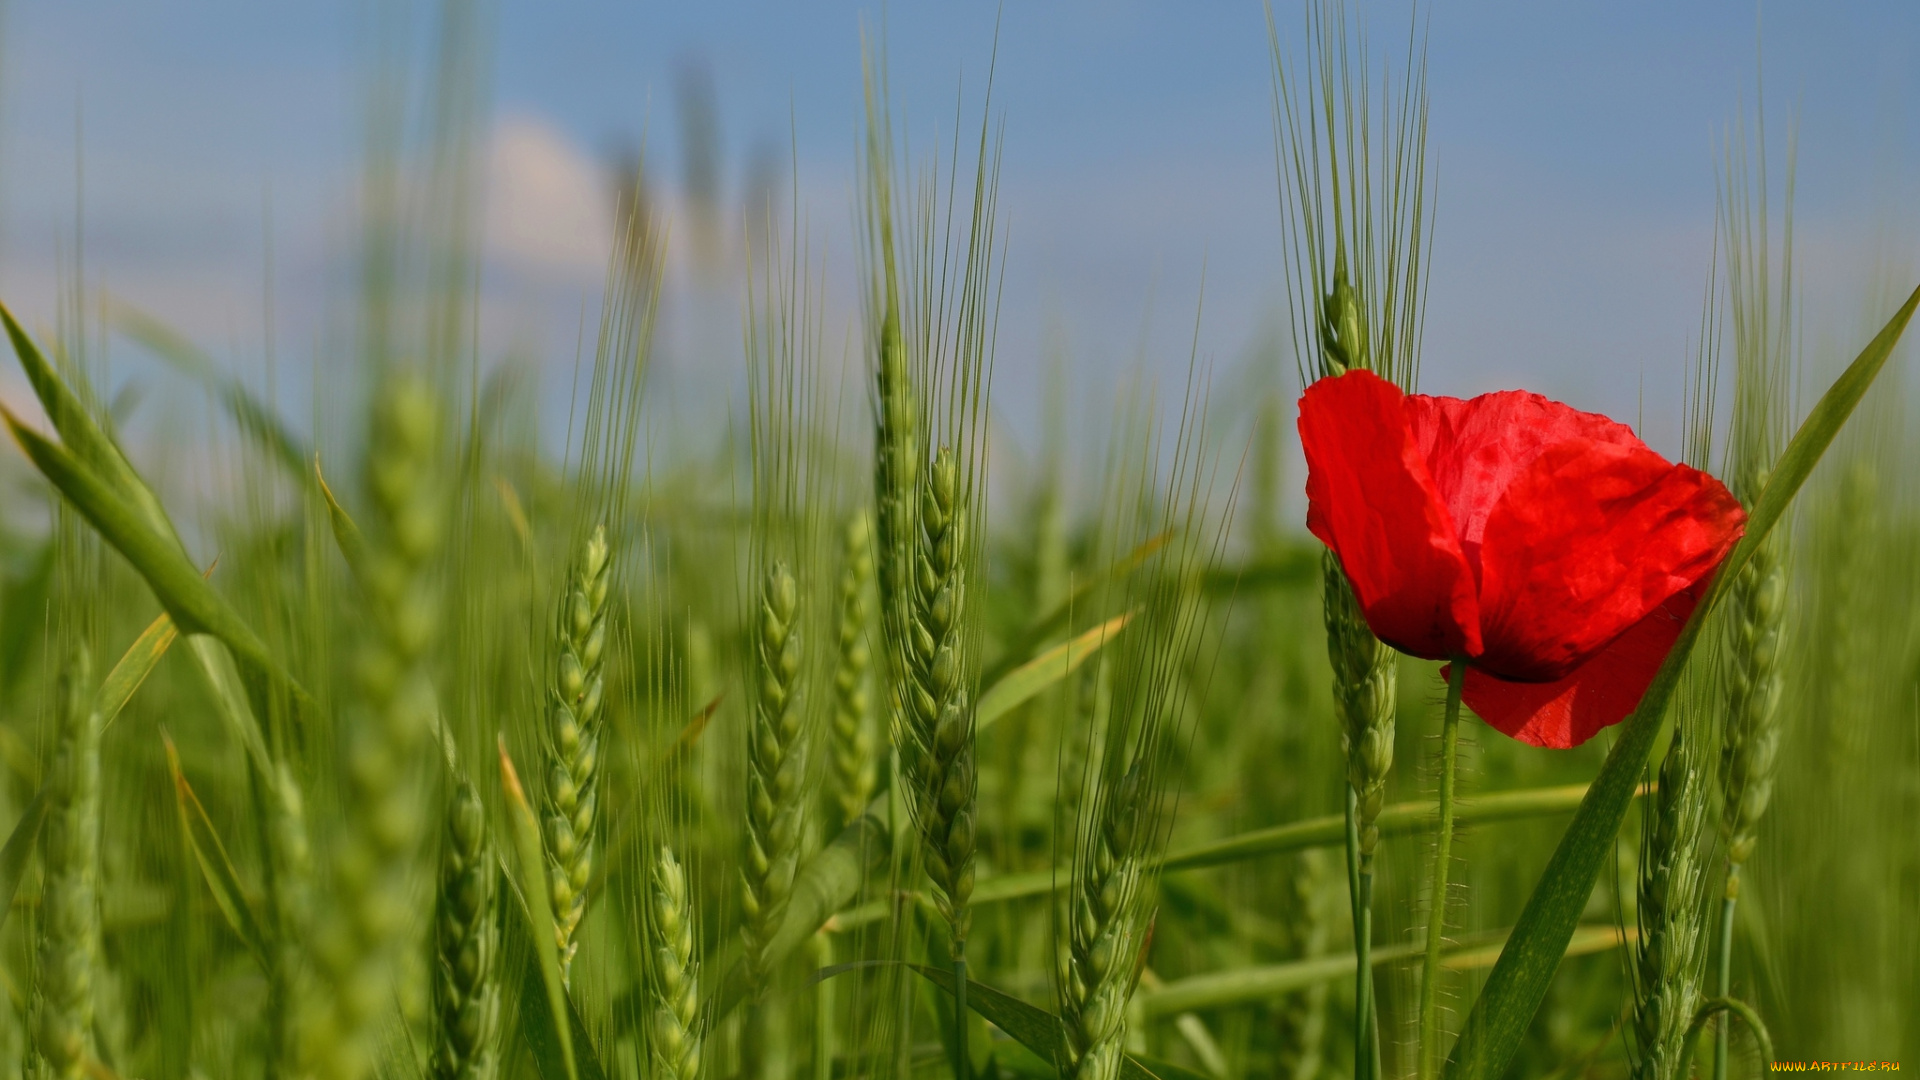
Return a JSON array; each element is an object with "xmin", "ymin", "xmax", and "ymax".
[{"xmin": 484, "ymin": 114, "xmax": 614, "ymax": 279}]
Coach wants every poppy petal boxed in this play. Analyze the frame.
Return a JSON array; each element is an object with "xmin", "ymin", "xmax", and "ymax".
[
  {"xmin": 1300, "ymin": 371, "xmax": 1482, "ymax": 660},
  {"xmin": 1472, "ymin": 438, "xmax": 1744, "ymax": 681},
  {"xmin": 1454, "ymin": 585, "xmax": 1701, "ymax": 749},
  {"xmin": 1403, "ymin": 389, "xmax": 1640, "ymax": 577}
]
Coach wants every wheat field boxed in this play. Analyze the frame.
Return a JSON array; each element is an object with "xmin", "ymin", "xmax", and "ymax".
[{"xmin": 0, "ymin": 4, "xmax": 1914, "ymax": 1080}]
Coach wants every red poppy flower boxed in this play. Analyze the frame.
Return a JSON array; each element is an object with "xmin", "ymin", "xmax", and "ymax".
[{"xmin": 1299, "ymin": 370, "xmax": 1745, "ymax": 749}]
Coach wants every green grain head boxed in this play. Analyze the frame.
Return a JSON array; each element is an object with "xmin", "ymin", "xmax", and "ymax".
[
  {"xmin": 1630, "ymin": 712, "xmax": 1713, "ymax": 1080},
  {"xmin": 829, "ymin": 513, "xmax": 878, "ymax": 828},
  {"xmin": 30, "ymin": 646, "xmax": 102, "ymax": 1080},
  {"xmin": 301, "ymin": 373, "xmax": 444, "ymax": 1080},
  {"xmin": 545, "ymin": 524, "xmax": 612, "ymax": 983},
  {"xmin": 433, "ymin": 780, "xmax": 500, "ymax": 1080},
  {"xmin": 742, "ymin": 560, "xmax": 807, "ymax": 988},
  {"xmin": 649, "ymin": 844, "xmax": 702, "ymax": 1080}
]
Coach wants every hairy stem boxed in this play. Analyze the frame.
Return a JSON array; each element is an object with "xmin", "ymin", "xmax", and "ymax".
[{"xmin": 1419, "ymin": 659, "xmax": 1467, "ymax": 1078}]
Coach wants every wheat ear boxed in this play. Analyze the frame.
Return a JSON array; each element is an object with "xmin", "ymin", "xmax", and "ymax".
[
  {"xmin": 742, "ymin": 560, "xmax": 807, "ymax": 989},
  {"xmin": 1058, "ymin": 766, "xmax": 1150, "ymax": 1080},
  {"xmin": 1322, "ymin": 550, "xmax": 1395, "ymax": 1079},
  {"xmin": 1631, "ymin": 720, "xmax": 1712, "ymax": 1080},
  {"xmin": 30, "ymin": 646, "xmax": 102, "ymax": 1080},
  {"xmin": 433, "ymin": 780, "xmax": 501, "ymax": 1080},
  {"xmin": 899, "ymin": 448, "xmax": 978, "ymax": 948},
  {"xmin": 829, "ymin": 514, "xmax": 878, "ymax": 829},
  {"xmin": 302, "ymin": 375, "xmax": 443, "ymax": 1080},
  {"xmin": 648, "ymin": 844, "xmax": 701, "ymax": 1080},
  {"xmin": 544, "ymin": 524, "xmax": 612, "ymax": 985}
]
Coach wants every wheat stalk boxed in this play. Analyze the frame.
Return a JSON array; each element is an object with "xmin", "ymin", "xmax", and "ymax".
[
  {"xmin": 29, "ymin": 646, "xmax": 102, "ymax": 1080},
  {"xmin": 433, "ymin": 780, "xmax": 500, "ymax": 1080},
  {"xmin": 1711, "ymin": 105, "xmax": 1794, "ymax": 1080},
  {"xmin": 301, "ymin": 375, "xmax": 444, "ymax": 1080},
  {"xmin": 544, "ymin": 524, "xmax": 612, "ymax": 986}
]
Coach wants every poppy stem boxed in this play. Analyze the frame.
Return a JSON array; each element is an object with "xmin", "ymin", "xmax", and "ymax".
[
  {"xmin": 1418, "ymin": 657, "xmax": 1469, "ymax": 1080},
  {"xmin": 1345, "ymin": 787, "xmax": 1379, "ymax": 1080}
]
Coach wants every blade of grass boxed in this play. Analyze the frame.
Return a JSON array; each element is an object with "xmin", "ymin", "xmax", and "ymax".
[
  {"xmin": 1, "ymin": 409, "xmax": 284, "ymax": 686},
  {"xmin": 0, "ymin": 612, "xmax": 184, "ymax": 942},
  {"xmin": 0, "ymin": 788, "xmax": 49, "ymax": 937},
  {"xmin": 2, "ymin": 302, "xmax": 169, "ymax": 527},
  {"xmin": 976, "ymin": 611, "xmax": 1133, "ymax": 733},
  {"xmin": 98, "ymin": 610, "xmax": 178, "ymax": 728},
  {"xmin": 313, "ymin": 458, "xmax": 368, "ymax": 577},
  {"xmin": 1444, "ymin": 281, "xmax": 1920, "ymax": 1080},
  {"xmin": 500, "ymin": 739, "xmax": 578, "ymax": 1080},
  {"xmin": 906, "ymin": 962, "xmax": 1213, "ymax": 1080},
  {"xmin": 980, "ymin": 532, "xmax": 1168, "ymax": 688},
  {"xmin": 708, "ymin": 796, "xmax": 893, "ymax": 1023},
  {"xmin": 493, "ymin": 840, "xmax": 607, "ymax": 1080},
  {"xmin": 162, "ymin": 731, "xmax": 270, "ymax": 971}
]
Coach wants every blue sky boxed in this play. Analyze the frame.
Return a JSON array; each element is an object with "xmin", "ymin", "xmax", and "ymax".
[{"xmin": 0, "ymin": 1, "xmax": 1914, "ymax": 474}]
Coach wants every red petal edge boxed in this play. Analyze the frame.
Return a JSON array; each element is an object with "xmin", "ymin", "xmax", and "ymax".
[
  {"xmin": 1472, "ymin": 440, "xmax": 1745, "ymax": 682},
  {"xmin": 1452, "ymin": 584, "xmax": 1702, "ymax": 749},
  {"xmin": 1300, "ymin": 371, "xmax": 1482, "ymax": 660}
]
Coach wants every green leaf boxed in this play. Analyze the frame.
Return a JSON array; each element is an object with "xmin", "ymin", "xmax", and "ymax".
[
  {"xmin": 0, "ymin": 614, "xmax": 187, "ymax": 943},
  {"xmin": 906, "ymin": 963, "xmax": 1211, "ymax": 1080},
  {"xmin": 492, "ymin": 826, "xmax": 607, "ymax": 1080},
  {"xmin": 0, "ymin": 540, "xmax": 53, "ymax": 699},
  {"xmin": 1, "ymin": 302, "xmax": 170, "ymax": 529},
  {"xmin": 1195, "ymin": 543, "xmax": 1320, "ymax": 595},
  {"xmin": 163, "ymin": 731, "xmax": 271, "ymax": 971},
  {"xmin": 1, "ymin": 409, "xmax": 283, "ymax": 686},
  {"xmin": 499, "ymin": 740, "xmax": 579, "ymax": 1080},
  {"xmin": 707, "ymin": 796, "xmax": 893, "ymax": 1023},
  {"xmin": 1125, "ymin": 1054, "xmax": 1219, "ymax": 1080},
  {"xmin": 98, "ymin": 611, "xmax": 178, "ymax": 729},
  {"xmin": 981, "ymin": 531, "xmax": 1168, "ymax": 689},
  {"xmin": 313, "ymin": 458, "xmax": 368, "ymax": 577},
  {"xmin": 977, "ymin": 612, "xmax": 1132, "ymax": 733},
  {"xmin": 0, "ymin": 787, "xmax": 49, "ymax": 938},
  {"xmin": 2, "ymin": 304, "xmax": 308, "ymax": 741},
  {"xmin": 1444, "ymin": 281, "xmax": 1920, "ymax": 1080}
]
